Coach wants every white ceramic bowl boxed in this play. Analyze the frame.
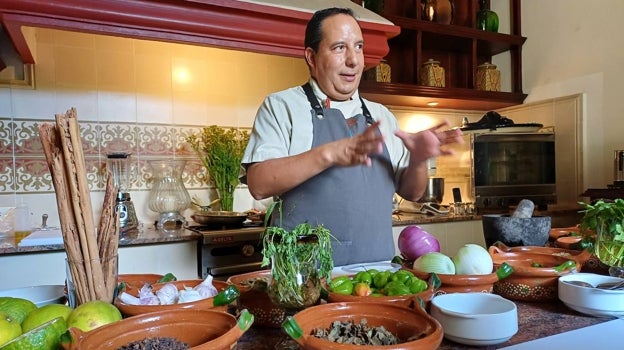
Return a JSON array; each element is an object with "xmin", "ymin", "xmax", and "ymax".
[
  {"xmin": 430, "ymin": 292, "xmax": 518, "ymax": 346},
  {"xmin": 558, "ymin": 273, "xmax": 624, "ymax": 318},
  {"xmin": 0, "ymin": 285, "xmax": 66, "ymax": 307}
]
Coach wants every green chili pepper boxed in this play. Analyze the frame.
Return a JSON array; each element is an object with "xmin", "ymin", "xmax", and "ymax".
[
  {"xmin": 329, "ymin": 276, "xmax": 354, "ymax": 295},
  {"xmin": 408, "ymin": 277, "xmax": 428, "ymax": 294},
  {"xmin": 390, "ymin": 270, "xmax": 413, "ymax": 285},
  {"xmin": 373, "ymin": 271, "xmax": 391, "ymax": 289},
  {"xmin": 157, "ymin": 273, "xmax": 177, "ymax": 283},
  {"xmin": 385, "ymin": 282, "xmax": 411, "ymax": 296},
  {"xmin": 213, "ymin": 285, "xmax": 240, "ymax": 306},
  {"xmin": 353, "ymin": 271, "xmax": 373, "ymax": 285}
]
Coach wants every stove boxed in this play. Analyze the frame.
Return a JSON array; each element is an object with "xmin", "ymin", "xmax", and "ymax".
[{"xmin": 187, "ymin": 224, "xmax": 265, "ymax": 280}]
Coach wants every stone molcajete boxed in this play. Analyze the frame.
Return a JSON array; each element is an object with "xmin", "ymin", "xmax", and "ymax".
[{"xmin": 482, "ymin": 199, "xmax": 551, "ymax": 247}]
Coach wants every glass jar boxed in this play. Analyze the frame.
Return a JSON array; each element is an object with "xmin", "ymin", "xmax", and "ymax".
[
  {"xmin": 594, "ymin": 217, "xmax": 624, "ymax": 277},
  {"xmin": 147, "ymin": 159, "xmax": 191, "ymax": 231},
  {"xmin": 477, "ymin": 0, "xmax": 499, "ymax": 32},
  {"xmin": 267, "ymin": 235, "xmax": 321, "ymax": 311},
  {"xmin": 476, "ymin": 62, "xmax": 501, "ymax": 91}
]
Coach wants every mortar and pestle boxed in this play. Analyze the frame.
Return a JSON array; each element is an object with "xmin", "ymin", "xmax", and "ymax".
[{"xmin": 482, "ymin": 199, "xmax": 551, "ymax": 247}]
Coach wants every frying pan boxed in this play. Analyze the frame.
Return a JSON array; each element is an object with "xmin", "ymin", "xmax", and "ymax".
[{"xmin": 191, "ymin": 211, "xmax": 248, "ymax": 226}]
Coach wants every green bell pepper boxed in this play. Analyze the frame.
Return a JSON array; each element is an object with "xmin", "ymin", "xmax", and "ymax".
[
  {"xmin": 353, "ymin": 271, "xmax": 373, "ymax": 285},
  {"xmin": 329, "ymin": 276, "xmax": 354, "ymax": 295},
  {"xmin": 372, "ymin": 271, "xmax": 391, "ymax": 289}
]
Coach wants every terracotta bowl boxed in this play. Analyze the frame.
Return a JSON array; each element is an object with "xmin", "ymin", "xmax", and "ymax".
[
  {"xmin": 549, "ymin": 225, "xmax": 581, "ymax": 241},
  {"xmin": 324, "ymin": 273, "xmax": 439, "ymax": 309},
  {"xmin": 489, "ymin": 248, "xmax": 581, "ymax": 302},
  {"xmin": 63, "ymin": 309, "xmax": 253, "ymax": 350},
  {"xmin": 402, "ymin": 265, "xmax": 509, "ymax": 295},
  {"xmin": 489, "ymin": 241, "xmax": 592, "ymax": 267},
  {"xmin": 282, "ymin": 302, "xmax": 443, "ymax": 350},
  {"xmin": 114, "ymin": 279, "xmax": 232, "ymax": 317},
  {"xmin": 117, "ymin": 273, "xmax": 164, "ymax": 293},
  {"xmin": 226, "ymin": 269, "xmax": 286, "ymax": 328}
]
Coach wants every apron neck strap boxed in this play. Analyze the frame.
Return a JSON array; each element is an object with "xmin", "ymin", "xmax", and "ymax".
[{"xmin": 301, "ymin": 82, "xmax": 375, "ymax": 125}]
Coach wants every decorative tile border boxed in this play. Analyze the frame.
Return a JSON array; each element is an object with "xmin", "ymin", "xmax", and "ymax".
[{"xmin": 0, "ymin": 117, "xmax": 238, "ymax": 194}]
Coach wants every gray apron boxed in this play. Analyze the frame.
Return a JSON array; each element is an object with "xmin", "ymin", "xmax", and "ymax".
[{"xmin": 277, "ymin": 83, "xmax": 396, "ymax": 266}]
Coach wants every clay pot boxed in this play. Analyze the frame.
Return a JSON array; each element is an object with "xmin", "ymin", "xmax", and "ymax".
[
  {"xmin": 549, "ymin": 225, "xmax": 581, "ymax": 241},
  {"xmin": 282, "ymin": 302, "xmax": 443, "ymax": 350},
  {"xmin": 404, "ymin": 264, "xmax": 513, "ymax": 295},
  {"xmin": 226, "ymin": 270, "xmax": 285, "ymax": 328},
  {"xmin": 489, "ymin": 247, "xmax": 581, "ymax": 302},
  {"xmin": 324, "ymin": 273, "xmax": 438, "ymax": 308},
  {"xmin": 114, "ymin": 279, "xmax": 231, "ymax": 317},
  {"xmin": 63, "ymin": 309, "xmax": 253, "ymax": 350},
  {"xmin": 117, "ymin": 274, "xmax": 164, "ymax": 293}
]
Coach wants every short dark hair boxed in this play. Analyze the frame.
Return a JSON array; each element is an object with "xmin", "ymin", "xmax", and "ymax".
[{"xmin": 304, "ymin": 7, "xmax": 357, "ymax": 52}]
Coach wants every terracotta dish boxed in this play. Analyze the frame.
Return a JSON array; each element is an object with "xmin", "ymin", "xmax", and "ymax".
[
  {"xmin": 117, "ymin": 273, "xmax": 164, "ymax": 293},
  {"xmin": 489, "ymin": 248, "xmax": 581, "ymax": 302},
  {"xmin": 282, "ymin": 301, "xmax": 443, "ymax": 350},
  {"xmin": 114, "ymin": 279, "xmax": 231, "ymax": 317},
  {"xmin": 489, "ymin": 241, "xmax": 592, "ymax": 266},
  {"xmin": 226, "ymin": 269, "xmax": 285, "ymax": 328},
  {"xmin": 63, "ymin": 309, "xmax": 253, "ymax": 350},
  {"xmin": 403, "ymin": 264, "xmax": 513, "ymax": 295},
  {"xmin": 549, "ymin": 225, "xmax": 581, "ymax": 241}
]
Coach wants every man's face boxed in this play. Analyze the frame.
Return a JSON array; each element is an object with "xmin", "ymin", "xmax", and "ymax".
[{"xmin": 305, "ymin": 14, "xmax": 364, "ymax": 101}]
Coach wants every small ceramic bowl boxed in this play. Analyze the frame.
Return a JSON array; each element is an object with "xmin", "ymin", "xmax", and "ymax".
[
  {"xmin": 549, "ymin": 225, "xmax": 581, "ymax": 241},
  {"xmin": 489, "ymin": 248, "xmax": 581, "ymax": 302},
  {"xmin": 282, "ymin": 301, "xmax": 443, "ymax": 350},
  {"xmin": 114, "ymin": 279, "xmax": 232, "ymax": 317},
  {"xmin": 430, "ymin": 292, "xmax": 518, "ymax": 346},
  {"xmin": 64, "ymin": 309, "xmax": 254, "ymax": 350},
  {"xmin": 0, "ymin": 285, "xmax": 66, "ymax": 307},
  {"xmin": 226, "ymin": 270, "xmax": 285, "ymax": 328},
  {"xmin": 558, "ymin": 273, "xmax": 624, "ymax": 318}
]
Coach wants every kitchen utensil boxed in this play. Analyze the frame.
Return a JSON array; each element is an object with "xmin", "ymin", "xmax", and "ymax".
[
  {"xmin": 107, "ymin": 153, "xmax": 139, "ymax": 236},
  {"xmin": 282, "ymin": 301, "xmax": 443, "ymax": 349},
  {"xmin": 482, "ymin": 214, "xmax": 551, "ymax": 247},
  {"xmin": 418, "ymin": 177, "xmax": 444, "ymax": 203},
  {"xmin": 430, "ymin": 292, "xmax": 518, "ymax": 346},
  {"xmin": 558, "ymin": 273, "xmax": 624, "ymax": 318},
  {"xmin": 563, "ymin": 279, "xmax": 624, "ymax": 290},
  {"xmin": 64, "ymin": 309, "xmax": 253, "ymax": 350},
  {"xmin": 191, "ymin": 211, "xmax": 248, "ymax": 226}
]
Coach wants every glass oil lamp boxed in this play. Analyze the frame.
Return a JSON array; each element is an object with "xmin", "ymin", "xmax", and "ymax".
[{"xmin": 147, "ymin": 159, "xmax": 191, "ymax": 231}]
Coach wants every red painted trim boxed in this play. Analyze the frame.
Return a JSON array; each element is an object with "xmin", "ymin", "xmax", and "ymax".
[{"xmin": 0, "ymin": 0, "xmax": 399, "ymax": 66}]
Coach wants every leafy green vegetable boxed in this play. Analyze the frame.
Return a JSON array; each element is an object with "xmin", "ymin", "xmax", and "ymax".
[{"xmin": 186, "ymin": 126, "xmax": 250, "ymax": 211}]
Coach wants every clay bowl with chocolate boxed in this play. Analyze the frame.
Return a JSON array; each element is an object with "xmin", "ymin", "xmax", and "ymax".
[
  {"xmin": 402, "ymin": 263, "xmax": 513, "ymax": 295},
  {"xmin": 489, "ymin": 249, "xmax": 581, "ymax": 302},
  {"xmin": 63, "ymin": 309, "xmax": 253, "ymax": 350},
  {"xmin": 226, "ymin": 269, "xmax": 285, "ymax": 328},
  {"xmin": 324, "ymin": 273, "xmax": 439, "ymax": 309},
  {"xmin": 114, "ymin": 279, "xmax": 233, "ymax": 317},
  {"xmin": 117, "ymin": 273, "xmax": 164, "ymax": 293},
  {"xmin": 282, "ymin": 302, "xmax": 443, "ymax": 350}
]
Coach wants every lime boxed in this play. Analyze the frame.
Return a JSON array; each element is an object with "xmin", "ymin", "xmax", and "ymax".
[
  {"xmin": 0, "ymin": 312, "xmax": 22, "ymax": 347},
  {"xmin": 0, "ymin": 316, "xmax": 66, "ymax": 350},
  {"xmin": 0, "ymin": 297, "xmax": 37, "ymax": 325},
  {"xmin": 22, "ymin": 304, "xmax": 72, "ymax": 333},
  {"xmin": 66, "ymin": 300, "xmax": 121, "ymax": 332}
]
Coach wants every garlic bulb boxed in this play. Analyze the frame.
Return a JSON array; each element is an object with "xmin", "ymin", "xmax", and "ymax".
[
  {"xmin": 156, "ymin": 283, "xmax": 179, "ymax": 305},
  {"xmin": 178, "ymin": 287, "xmax": 203, "ymax": 303},
  {"xmin": 193, "ymin": 274, "xmax": 218, "ymax": 298},
  {"xmin": 138, "ymin": 284, "xmax": 160, "ymax": 305},
  {"xmin": 119, "ymin": 292, "xmax": 140, "ymax": 305}
]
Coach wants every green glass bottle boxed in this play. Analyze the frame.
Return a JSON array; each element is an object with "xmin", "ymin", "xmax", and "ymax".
[{"xmin": 476, "ymin": 0, "xmax": 499, "ymax": 32}]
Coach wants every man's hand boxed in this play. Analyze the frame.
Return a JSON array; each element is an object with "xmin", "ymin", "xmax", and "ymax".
[
  {"xmin": 394, "ymin": 120, "xmax": 464, "ymax": 164},
  {"xmin": 328, "ymin": 121, "xmax": 384, "ymax": 167}
]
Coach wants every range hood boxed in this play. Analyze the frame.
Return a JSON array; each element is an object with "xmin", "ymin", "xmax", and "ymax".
[{"xmin": 0, "ymin": 0, "xmax": 400, "ymax": 70}]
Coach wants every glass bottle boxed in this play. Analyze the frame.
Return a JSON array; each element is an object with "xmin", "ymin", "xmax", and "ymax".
[
  {"xmin": 148, "ymin": 159, "xmax": 191, "ymax": 231},
  {"xmin": 476, "ymin": 0, "xmax": 499, "ymax": 32}
]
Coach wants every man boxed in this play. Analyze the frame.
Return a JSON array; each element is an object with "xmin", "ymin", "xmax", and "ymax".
[{"xmin": 241, "ymin": 7, "xmax": 463, "ymax": 266}]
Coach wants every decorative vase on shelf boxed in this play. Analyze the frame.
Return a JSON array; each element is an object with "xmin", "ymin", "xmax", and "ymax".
[
  {"xmin": 476, "ymin": 0, "xmax": 498, "ymax": 32},
  {"xmin": 422, "ymin": 0, "xmax": 454, "ymax": 25}
]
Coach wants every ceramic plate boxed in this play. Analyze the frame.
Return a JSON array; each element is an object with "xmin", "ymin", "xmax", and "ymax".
[{"xmin": 340, "ymin": 261, "xmax": 401, "ymax": 273}]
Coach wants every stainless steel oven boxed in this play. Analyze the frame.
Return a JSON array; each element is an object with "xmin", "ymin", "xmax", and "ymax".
[
  {"xmin": 188, "ymin": 225, "xmax": 265, "ymax": 280},
  {"xmin": 471, "ymin": 132, "xmax": 556, "ymax": 212}
]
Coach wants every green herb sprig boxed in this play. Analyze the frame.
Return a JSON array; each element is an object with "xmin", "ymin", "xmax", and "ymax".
[
  {"xmin": 186, "ymin": 126, "xmax": 250, "ymax": 211},
  {"xmin": 579, "ymin": 199, "xmax": 624, "ymax": 266}
]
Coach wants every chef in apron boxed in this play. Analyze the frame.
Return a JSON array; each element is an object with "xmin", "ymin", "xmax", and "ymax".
[{"xmin": 241, "ymin": 8, "xmax": 463, "ymax": 266}]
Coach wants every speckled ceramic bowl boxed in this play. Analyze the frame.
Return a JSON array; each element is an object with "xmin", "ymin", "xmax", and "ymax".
[
  {"xmin": 490, "ymin": 248, "xmax": 581, "ymax": 302},
  {"xmin": 114, "ymin": 279, "xmax": 233, "ymax": 317},
  {"xmin": 282, "ymin": 302, "xmax": 443, "ymax": 350},
  {"xmin": 63, "ymin": 309, "xmax": 253, "ymax": 350},
  {"xmin": 226, "ymin": 270, "xmax": 286, "ymax": 328}
]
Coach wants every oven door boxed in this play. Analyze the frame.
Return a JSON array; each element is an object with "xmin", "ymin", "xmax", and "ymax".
[{"xmin": 198, "ymin": 240, "xmax": 265, "ymax": 280}]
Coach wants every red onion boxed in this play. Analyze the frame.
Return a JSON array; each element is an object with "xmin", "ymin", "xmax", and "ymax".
[{"xmin": 398, "ymin": 225, "xmax": 441, "ymax": 261}]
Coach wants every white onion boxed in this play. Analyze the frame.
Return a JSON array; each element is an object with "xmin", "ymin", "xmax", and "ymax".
[
  {"xmin": 412, "ymin": 252, "xmax": 456, "ymax": 274},
  {"xmin": 452, "ymin": 244, "xmax": 493, "ymax": 275}
]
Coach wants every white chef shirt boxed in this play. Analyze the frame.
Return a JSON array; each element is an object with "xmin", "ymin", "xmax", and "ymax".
[{"xmin": 241, "ymin": 79, "xmax": 411, "ymax": 185}]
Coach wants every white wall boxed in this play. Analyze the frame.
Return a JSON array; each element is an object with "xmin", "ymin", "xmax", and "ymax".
[{"xmin": 520, "ymin": 0, "xmax": 624, "ymax": 189}]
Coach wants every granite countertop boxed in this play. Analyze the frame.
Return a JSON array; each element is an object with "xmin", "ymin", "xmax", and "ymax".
[{"xmin": 233, "ymin": 299, "xmax": 612, "ymax": 349}]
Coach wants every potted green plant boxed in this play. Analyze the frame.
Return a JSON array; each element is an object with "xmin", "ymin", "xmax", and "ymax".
[
  {"xmin": 186, "ymin": 126, "xmax": 250, "ymax": 212},
  {"xmin": 260, "ymin": 201, "xmax": 334, "ymax": 311},
  {"xmin": 578, "ymin": 199, "xmax": 624, "ymax": 277}
]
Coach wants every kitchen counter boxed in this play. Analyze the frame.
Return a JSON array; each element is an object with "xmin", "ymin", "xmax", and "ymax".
[{"xmin": 233, "ymin": 299, "xmax": 613, "ymax": 349}]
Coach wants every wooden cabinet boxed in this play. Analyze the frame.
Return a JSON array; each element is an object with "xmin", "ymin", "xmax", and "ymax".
[{"xmin": 355, "ymin": 0, "xmax": 527, "ymax": 110}]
